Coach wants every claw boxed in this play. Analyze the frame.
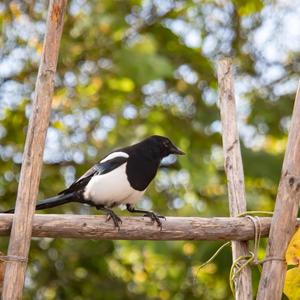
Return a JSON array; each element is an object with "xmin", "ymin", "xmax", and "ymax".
[
  {"xmin": 106, "ymin": 210, "xmax": 122, "ymax": 230},
  {"xmin": 144, "ymin": 211, "xmax": 165, "ymax": 230}
]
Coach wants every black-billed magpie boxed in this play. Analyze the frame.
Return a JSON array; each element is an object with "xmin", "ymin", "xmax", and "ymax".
[{"xmin": 4, "ymin": 135, "xmax": 184, "ymax": 229}]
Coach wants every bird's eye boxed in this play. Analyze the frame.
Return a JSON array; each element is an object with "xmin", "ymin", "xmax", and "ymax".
[{"xmin": 163, "ymin": 141, "xmax": 169, "ymax": 148}]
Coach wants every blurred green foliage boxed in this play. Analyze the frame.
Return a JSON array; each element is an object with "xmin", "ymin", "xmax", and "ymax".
[{"xmin": 0, "ymin": 0, "xmax": 297, "ymax": 299}]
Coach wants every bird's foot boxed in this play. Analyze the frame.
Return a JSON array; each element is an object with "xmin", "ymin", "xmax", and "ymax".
[
  {"xmin": 106, "ymin": 210, "xmax": 122, "ymax": 230},
  {"xmin": 144, "ymin": 211, "xmax": 166, "ymax": 230}
]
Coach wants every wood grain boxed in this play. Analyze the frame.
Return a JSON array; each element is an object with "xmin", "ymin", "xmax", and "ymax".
[
  {"xmin": 2, "ymin": 1, "xmax": 67, "ymax": 299},
  {"xmin": 257, "ymin": 82, "xmax": 300, "ymax": 299},
  {"xmin": 0, "ymin": 214, "xmax": 293, "ymax": 241},
  {"xmin": 218, "ymin": 58, "xmax": 252, "ymax": 300}
]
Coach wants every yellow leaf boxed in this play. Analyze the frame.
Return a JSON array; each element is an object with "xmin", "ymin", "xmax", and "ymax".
[
  {"xmin": 133, "ymin": 271, "xmax": 147, "ymax": 283},
  {"xmin": 159, "ymin": 290, "xmax": 170, "ymax": 300},
  {"xmin": 132, "ymin": 35, "xmax": 157, "ymax": 54},
  {"xmin": 286, "ymin": 228, "xmax": 300, "ymax": 266},
  {"xmin": 108, "ymin": 78, "xmax": 135, "ymax": 92},
  {"xmin": 183, "ymin": 242, "xmax": 195, "ymax": 256},
  {"xmin": 176, "ymin": 80, "xmax": 188, "ymax": 92},
  {"xmin": 9, "ymin": 2, "xmax": 21, "ymax": 17},
  {"xmin": 262, "ymin": 135, "xmax": 287, "ymax": 155},
  {"xmin": 99, "ymin": 22, "xmax": 110, "ymax": 33},
  {"xmin": 53, "ymin": 120, "xmax": 67, "ymax": 132},
  {"xmin": 91, "ymin": 77, "xmax": 103, "ymax": 90},
  {"xmin": 284, "ymin": 267, "xmax": 300, "ymax": 300}
]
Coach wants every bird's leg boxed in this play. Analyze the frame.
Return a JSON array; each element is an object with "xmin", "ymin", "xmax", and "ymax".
[
  {"xmin": 95, "ymin": 205, "xmax": 122, "ymax": 229},
  {"xmin": 126, "ymin": 204, "xmax": 165, "ymax": 229},
  {"xmin": 79, "ymin": 199, "xmax": 122, "ymax": 229}
]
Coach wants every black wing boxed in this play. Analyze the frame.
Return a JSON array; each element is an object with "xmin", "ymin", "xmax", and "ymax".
[{"xmin": 58, "ymin": 156, "xmax": 128, "ymax": 195}]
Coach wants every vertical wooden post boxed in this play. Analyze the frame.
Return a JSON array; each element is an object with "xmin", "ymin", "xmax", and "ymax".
[
  {"xmin": 2, "ymin": 1, "xmax": 67, "ymax": 299},
  {"xmin": 217, "ymin": 58, "xmax": 252, "ymax": 299},
  {"xmin": 256, "ymin": 82, "xmax": 300, "ymax": 300}
]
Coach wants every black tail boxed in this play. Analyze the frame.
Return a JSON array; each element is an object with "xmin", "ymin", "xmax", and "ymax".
[{"xmin": 3, "ymin": 193, "xmax": 78, "ymax": 213}]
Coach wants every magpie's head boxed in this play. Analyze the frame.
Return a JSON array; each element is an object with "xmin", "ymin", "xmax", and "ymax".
[{"xmin": 143, "ymin": 135, "xmax": 185, "ymax": 159}]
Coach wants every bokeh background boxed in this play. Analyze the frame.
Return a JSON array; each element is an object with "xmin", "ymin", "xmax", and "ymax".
[{"xmin": 1, "ymin": 0, "xmax": 300, "ymax": 299}]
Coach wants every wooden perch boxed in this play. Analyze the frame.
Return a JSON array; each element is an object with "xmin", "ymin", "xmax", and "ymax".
[
  {"xmin": 2, "ymin": 1, "xmax": 67, "ymax": 299},
  {"xmin": 218, "ymin": 58, "xmax": 252, "ymax": 299},
  {"xmin": 0, "ymin": 214, "xmax": 297, "ymax": 241},
  {"xmin": 257, "ymin": 82, "xmax": 300, "ymax": 299}
]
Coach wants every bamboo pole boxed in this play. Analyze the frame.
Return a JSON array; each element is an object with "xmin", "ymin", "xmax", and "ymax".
[
  {"xmin": 256, "ymin": 82, "xmax": 300, "ymax": 299},
  {"xmin": 2, "ymin": 1, "xmax": 67, "ymax": 298},
  {"xmin": 217, "ymin": 58, "xmax": 252, "ymax": 299},
  {"xmin": 0, "ymin": 215, "xmax": 297, "ymax": 241}
]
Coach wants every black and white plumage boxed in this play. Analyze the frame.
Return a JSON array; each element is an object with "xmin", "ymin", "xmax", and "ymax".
[{"xmin": 4, "ymin": 135, "xmax": 184, "ymax": 229}]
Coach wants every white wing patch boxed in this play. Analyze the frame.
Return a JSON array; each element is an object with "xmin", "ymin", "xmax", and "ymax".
[{"xmin": 100, "ymin": 151, "xmax": 129, "ymax": 163}]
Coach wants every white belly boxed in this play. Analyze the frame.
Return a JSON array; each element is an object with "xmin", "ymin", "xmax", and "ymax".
[{"xmin": 83, "ymin": 163, "xmax": 145, "ymax": 207}]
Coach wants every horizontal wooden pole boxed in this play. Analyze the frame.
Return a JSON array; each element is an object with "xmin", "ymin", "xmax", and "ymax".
[{"xmin": 0, "ymin": 214, "xmax": 298, "ymax": 241}]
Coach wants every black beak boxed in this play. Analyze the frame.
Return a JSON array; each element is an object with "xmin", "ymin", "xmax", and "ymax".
[{"xmin": 170, "ymin": 145, "xmax": 185, "ymax": 155}]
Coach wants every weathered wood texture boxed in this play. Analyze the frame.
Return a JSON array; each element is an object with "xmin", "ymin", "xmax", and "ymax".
[
  {"xmin": 2, "ymin": 1, "xmax": 67, "ymax": 299},
  {"xmin": 218, "ymin": 58, "xmax": 252, "ymax": 300},
  {"xmin": 257, "ymin": 83, "xmax": 300, "ymax": 299},
  {"xmin": 0, "ymin": 214, "xmax": 295, "ymax": 241}
]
